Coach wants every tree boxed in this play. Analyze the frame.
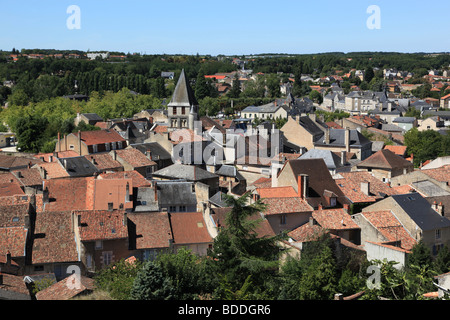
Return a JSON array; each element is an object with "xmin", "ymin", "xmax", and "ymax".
[
  {"xmin": 227, "ymin": 73, "xmax": 241, "ymax": 99},
  {"xmin": 95, "ymin": 259, "xmax": 143, "ymax": 300},
  {"xmin": 195, "ymin": 71, "xmax": 210, "ymax": 101},
  {"xmin": 15, "ymin": 114, "xmax": 49, "ymax": 153},
  {"xmin": 309, "ymin": 90, "xmax": 323, "ymax": 104},
  {"xmin": 433, "ymin": 245, "xmax": 450, "ymax": 274},
  {"xmin": 131, "ymin": 259, "xmax": 176, "ymax": 300},
  {"xmin": 207, "ymin": 193, "xmax": 287, "ymax": 297},
  {"xmin": 365, "ymin": 67, "xmax": 375, "ymax": 83}
]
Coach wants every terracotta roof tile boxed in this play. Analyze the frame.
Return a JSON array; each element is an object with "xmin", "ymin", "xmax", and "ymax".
[
  {"xmin": 84, "ymin": 153, "xmax": 123, "ymax": 172},
  {"xmin": 0, "ymin": 182, "xmax": 24, "ymax": 197},
  {"xmin": 114, "ymin": 148, "xmax": 157, "ymax": 168},
  {"xmin": 76, "ymin": 210, "xmax": 128, "ymax": 241},
  {"xmin": 357, "ymin": 149, "xmax": 413, "ymax": 170},
  {"xmin": 73, "ymin": 129, "xmax": 126, "ymax": 146},
  {"xmin": 128, "ymin": 212, "xmax": 173, "ymax": 249},
  {"xmin": 0, "ymin": 273, "xmax": 30, "ymax": 297},
  {"xmin": 0, "ymin": 227, "xmax": 28, "ymax": 257},
  {"xmin": 35, "ymin": 274, "xmax": 95, "ymax": 300},
  {"xmin": 421, "ymin": 165, "xmax": 450, "ymax": 185},
  {"xmin": 170, "ymin": 212, "xmax": 212, "ymax": 244},
  {"xmin": 32, "ymin": 211, "xmax": 79, "ymax": 264},
  {"xmin": 383, "ymin": 145, "xmax": 407, "ymax": 157},
  {"xmin": 12, "ymin": 168, "xmax": 43, "ymax": 187},
  {"xmin": 256, "ymin": 186, "xmax": 298, "ymax": 198},
  {"xmin": 335, "ymin": 171, "xmax": 398, "ymax": 203},
  {"xmin": 288, "ymin": 222, "xmax": 327, "ymax": 242},
  {"xmin": 312, "ymin": 208, "xmax": 360, "ymax": 230},
  {"xmin": 98, "ymin": 170, "xmax": 151, "ymax": 188},
  {"xmin": 0, "ymin": 203, "xmax": 30, "ymax": 228},
  {"xmin": 261, "ymin": 197, "xmax": 312, "ymax": 215},
  {"xmin": 361, "ymin": 211, "xmax": 417, "ymax": 251}
]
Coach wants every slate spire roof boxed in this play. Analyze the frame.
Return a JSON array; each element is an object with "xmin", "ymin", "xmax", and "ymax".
[{"xmin": 168, "ymin": 69, "xmax": 199, "ymax": 108}]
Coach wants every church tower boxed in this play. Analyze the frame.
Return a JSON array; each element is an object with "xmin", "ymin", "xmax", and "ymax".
[{"xmin": 167, "ymin": 69, "xmax": 199, "ymax": 131}]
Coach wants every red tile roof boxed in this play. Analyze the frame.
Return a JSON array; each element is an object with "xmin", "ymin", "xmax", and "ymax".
[
  {"xmin": 73, "ymin": 129, "xmax": 126, "ymax": 146},
  {"xmin": 383, "ymin": 145, "xmax": 407, "ymax": 157},
  {"xmin": 0, "ymin": 227, "xmax": 28, "ymax": 257},
  {"xmin": 312, "ymin": 208, "xmax": 360, "ymax": 230},
  {"xmin": 256, "ymin": 186, "xmax": 298, "ymax": 198},
  {"xmin": 32, "ymin": 211, "xmax": 79, "ymax": 264},
  {"xmin": 335, "ymin": 171, "xmax": 398, "ymax": 203},
  {"xmin": 0, "ymin": 273, "xmax": 30, "ymax": 297},
  {"xmin": 84, "ymin": 153, "xmax": 123, "ymax": 171},
  {"xmin": 361, "ymin": 211, "xmax": 417, "ymax": 251},
  {"xmin": 35, "ymin": 274, "xmax": 95, "ymax": 300},
  {"xmin": 98, "ymin": 170, "xmax": 151, "ymax": 187},
  {"xmin": 421, "ymin": 165, "xmax": 450, "ymax": 185},
  {"xmin": 357, "ymin": 149, "xmax": 413, "ymax": 170},
  {"xmin": 128, "ymin": 212, "xmax": 173, "ymax": 249},
  {"xmin": 288, "ymin": 222, "xmax": 327, "ymax": 242},
  {"xmin": 261, "ymin": 197, "xmax": 312, "ymax": 215},
  {"xmin": 170, "ymin": 212, "xmax": 212, "ymax": 245},
  {"xmin": 76, "ymin": 210, "xmax": 128, "ymax": 241},
  {"xmin": 114, "ymin": 148, "xmax": 157, "ymax": 168},
  {"xmin": 0, "ymin": 182, "xmax": 24, "ymax": 197}
]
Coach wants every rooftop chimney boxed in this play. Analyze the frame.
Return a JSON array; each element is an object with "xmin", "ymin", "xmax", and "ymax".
[
  {"xmin": 345, "ymin": 128, "xmax": 350, "ymax": 153},
  {"xmin": 361, "ymin": 181, "xmax": 370, "ymax": 196},
  {"xmin": 298, "ymin": 174, "xmax": 309, "ymax": 199},
  {"xmin": 325, "ymin": 127, "xmax": 330, "ymax": 144}
]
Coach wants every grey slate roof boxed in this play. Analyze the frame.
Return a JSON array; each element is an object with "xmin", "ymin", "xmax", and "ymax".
[
  {"xmin": 314, "ymin": 129, "xmax": 372, "ymax": 148},
  {"xmin": 393, "ymin": 117, "xmax": 416, "ymax": 123},
  {"xmin": 299, "ymin": 149, "xmax": 342, "ymax": 170},
  {"xmin": 392, "ymin": 193, "xmax": 450, "ymax": 231},
  {"xmin": 168, "ymin": 69, "xmax": 199, "ymax": 108},
  {"xmin": 156, "ymin": 181, "xmax": 197, "ymax": 206},
  {"xmin": 131, "ymin": 142, "xmax": 172, "ymax": 160},
  {"xmin": 209, "ymin": 191, "xmax": 229, "ymax": 207},
  {"xmin": 58, "ymin": 157, "xmax": 99, "ymax": 177},
  {"xmin": 152, "ymin": 164, "xmax": 218, "ymax": 181}
]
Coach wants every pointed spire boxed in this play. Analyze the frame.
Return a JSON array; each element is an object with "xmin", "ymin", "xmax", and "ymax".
[{"xmin": 168, "ymin": 69, "xmax": 199, "ymax": 108}]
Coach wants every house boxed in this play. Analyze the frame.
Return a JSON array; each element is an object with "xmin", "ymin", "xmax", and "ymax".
[
  {"xmin": 280, "ymin": 115, "xmax": 325, "ymax": 151},
  {"xmin": 299, "ymin": 149, "xmax": 346, "ymax": 174},
  {"xmin": 354, "ymin": 149, "xmax": 414, "ymax": 183},
  {"xmin": 169, "ymin": 211, "xmax": 212, "ymax": 256},
  {"xmin": 392, "ymin": 117, "xmax": 417, "ymax": 132},
  {"xmin": 35, "ymin": 273, "xmax": 95, "ymax": 300},
  {"xmin": 129, "ymin": 142, "xmax": 173, "ymax": 170},
  {"xmin": 109, "ymin": 118, "xmax": 151, "ymax": 145},
  {"xmin": 0, "ymin": 273, "xmax": 31, "ymax": 300},
  {"xmin": 41, "ymin": 176, "xmax": 134, "ymax": 212},
  {"xmin": 12, "ymin": 167, "xmax": 43, "ymax": 194},
  {"xmin": 274, "ymin": 158, "xmax": 349, "ymax": 209},
  {"xmin": 440, "ymin": 93, "xmax": 450, "ymax": 109},
  {"xmin": 110, "ymin": 148, "xmax": 157, "ymax": 179},
  {"xmin": 0, "ymin": 154, "xmax": 41, "ymax": 172},
  {"xmin": 152, "ymin": 164, "xmax": 219, "ymax": 196},
  {"xmin": 84, "ymin": 153, "xmax": 123, "ymax": 173},
  {"xmin": 314, "ymin": 127, "xmax": 373, "ymax": 161},
  {"xmin": 344, "ymin": 90, "xmax": 389, "ymax": 113},
  {"xmin": 287, "ymin": 207, "xmax": 363, "ymax": 250},
  {"xmin": 56, "ymin": 129, "xmax": 127, "ymax": 156},
  {"xmin": 74, "ymin": 113, "xmax": 103, "ymax": 127},
  {"xmin": 360, "ymin": 193, "xmax": 450, "ymax": 257},
  {"xmin": 253, "ymin": 185, "xmax": 313, "ymax": 234},
  {"xmin": 0, "ymin": 203, "xmax": 31, "ymax": 273},
  {"xmin": 334, "ymin": 171, "xmax": 399, "ymax": 211},
  {"xmin": 167, "ymin": 69, "xmax": 199, "ymax": 131},
  {"xmin": 134, "ymin": 109, "xmax": 168, "ymax": 124},
  {"xmin": 241, "ymin": 102, "xmax": 288, "ymax": 121},
  {"xmin": 58, "ymin": 156, "xmax": 99, "ymax": 178},
  {"xmin": 202, "ymin": 206, "xmax": 276, "ymax": 240},
  {"xmin": 352, "ymin": 210, "xmax": 417, "ymax": 269},
  {"xmin": 418, "ymin": 116, "xmax": 446, "ymax": 132},
  {"xmin": 208, "ymin": 164, "xmax": 247, "ymax": 195},
  {"xmin": 128, "ymin": 211, "xmax": 173, "ymax": 261},
  {"xmin": 75, "ymin": 210, "xmax": 129, "ymax": 272},
  {"xmin": 29, "ymin": 211, "xmax": 81, "ymax": 279}
]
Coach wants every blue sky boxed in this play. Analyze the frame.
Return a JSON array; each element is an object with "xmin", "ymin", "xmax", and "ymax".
[{"xmin": 1, "ymin": 0, "xmax": 449, "ymax": 55}]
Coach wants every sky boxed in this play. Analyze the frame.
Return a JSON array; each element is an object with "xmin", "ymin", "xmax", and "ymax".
[{"xmin": 1, "ymin": 0, "xmax": 450, "ymax": 55}]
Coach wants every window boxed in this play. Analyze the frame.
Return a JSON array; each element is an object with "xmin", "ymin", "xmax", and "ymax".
[
  {"xmin": 95, "ymin": 240, "xmax": 103, "ymax": 250},
  {"xmin": 179, "ymin": 205, "xmax": 186, "ymax": 212},
  {"xmin": 102, "ymin": 251, "xmax": 113, "ymax": 266},
  {"xmin": 92, "ymin": 144, "xmax": 98, "ymax": 153},
  {"xmin": 117, "ymin": 141, "xmax": 123, "ymax": 149},
  {"xmin": 436, "ymin": 229, "xmax": 441, "ymax": 240},
  {"xmin": 105, "ymin": 143, "xmax": 110, "ymax": 151},
  {"xmin": 280, "ymin": 214, "xmax": 287, "ymax": 225},
  {"xmin": 173, "ymin": 107, "xmax": 177, "ymax": 115},
  {"xmin": 69, "ymin": 144, "xmax": 75, "ymax": 150},
  {"xmin": 182, "ymin": 107, "xmax": 186, "ymax": 115},
  {"xmin": 169, "ymin": 206, "xmax": 176, "ymax": 212}
]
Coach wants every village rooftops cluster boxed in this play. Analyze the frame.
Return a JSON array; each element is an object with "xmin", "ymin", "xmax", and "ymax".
[{"xmin": 1, "ymin": 68, "xmax": 450, "ymax": 300}]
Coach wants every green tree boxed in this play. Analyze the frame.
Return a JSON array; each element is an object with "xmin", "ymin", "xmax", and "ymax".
[
  {"xmin": 131, "ymin": 259, "xmax": 176, "ymax": 300},
  {"xmin": 365, "ymin": 67, "xmax": 375, "ymax": 83},
  {"xmin": 227, "ymin": 73, "xmax": 241, "ymax": 99},
  {"xmin": 207, "ymin": 193, "xmax": 287, "ymax": 297},
  {"xmin": 433, "ymin": 245, "xmax": 450, "ymax": 274},
  {"xmin": 15, "ymin": 114, "xmax": 48, "ymax": 153},
  {"xmin": 95, "ymin": 259, "xmax": 143, "ymax": 300},
  {"xmin": 195, "ymin": 70, "xmax": 210, "ymax": 101}
]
